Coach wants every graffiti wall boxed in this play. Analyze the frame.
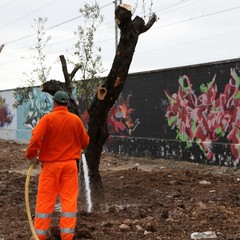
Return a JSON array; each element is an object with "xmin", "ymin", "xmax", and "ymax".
[
  {"xmin": 1, "ymin": 58, "xmax": 240, "ymax": 167},
  {"xmin": 0, "ymin": 90, "xmax": 16, "ymax": 140},
  {"xmin": 0, "ymin": 87, "xmax": 52, "ymax": 143},
  {"xmin": 16, "ymin": 88, "xmax": 53, "ymax": 142},
  {"xmin": 105, "ymin": 58, "xmax": 240, "ymax": 167}
]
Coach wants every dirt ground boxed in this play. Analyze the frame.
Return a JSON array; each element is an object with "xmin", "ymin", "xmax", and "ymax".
[{"xmin": 1, "ymin": 140, "xmax": 240, "ymax": 240}]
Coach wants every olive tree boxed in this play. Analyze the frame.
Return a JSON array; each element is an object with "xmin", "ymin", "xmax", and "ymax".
[{"xmin": 42, "ymin": 3, "xmax": 157, "ymax": 208}]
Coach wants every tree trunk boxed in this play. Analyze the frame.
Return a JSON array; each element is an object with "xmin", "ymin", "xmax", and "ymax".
[
  {"xmin": 86, "ymin": 5, "xmax": 157, "ymax": 206},
  {"xmin": 41, "ymin": 4, "xmax": 157, "ymax": 210}
]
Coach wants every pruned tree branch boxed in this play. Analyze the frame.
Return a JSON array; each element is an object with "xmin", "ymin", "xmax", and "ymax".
[
  {"xmin": 59, "ymin": 55, "xmax": 71, "ymax": 90},
  {"xmin": 140, "ymin": 13, "xmax": 158, "ymax": 33},
  {"xmin": 0, "ymin": 44, "xmax": 4, "ymax": 53},
  {"xmin": 70, "ymin": 65, "xmax": 81, "ymax": 80}
]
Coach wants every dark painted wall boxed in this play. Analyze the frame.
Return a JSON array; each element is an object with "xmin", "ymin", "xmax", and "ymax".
[{"xmin": 81, "ymin": 58, "xmax": 240, "ymax": 167}]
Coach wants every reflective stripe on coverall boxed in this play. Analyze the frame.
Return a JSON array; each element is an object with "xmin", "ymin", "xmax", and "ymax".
[{"xmin": 34, "ymin": 160, "xmax": 78, "ymax": 240}]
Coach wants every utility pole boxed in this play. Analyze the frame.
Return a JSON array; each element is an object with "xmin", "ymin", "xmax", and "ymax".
[{"xmin": 113, "ymin": 0, "xmax": 122, "ymax": 52}]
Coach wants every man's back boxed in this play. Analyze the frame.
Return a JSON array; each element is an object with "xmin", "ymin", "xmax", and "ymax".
[{"xmin": 26, "ymin": 105, "xmax": 89, "ymax": 161}]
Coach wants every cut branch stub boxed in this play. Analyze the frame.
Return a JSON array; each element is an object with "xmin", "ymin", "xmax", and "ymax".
[
  {"xmin": 97, "ymin": 86, "xmax": 107, "ymax": 100},
  {"xmin": 0, "ymin": 44, "xmax": 4, "ymax": 53},
  {"xmin": 115, "ymin": 4, "xmax": 132, "ymax": 30}
]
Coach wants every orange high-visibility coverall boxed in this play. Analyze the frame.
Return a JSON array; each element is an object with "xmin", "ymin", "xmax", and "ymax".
[{"xmin": 26, "ymin": 106, "xmax": 89, "ymax": 240}]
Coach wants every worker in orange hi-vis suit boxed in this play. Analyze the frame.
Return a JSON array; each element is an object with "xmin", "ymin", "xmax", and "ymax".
[{"xmin": 26, "ymin": 91, "xmax": 89, "ymax": 240}]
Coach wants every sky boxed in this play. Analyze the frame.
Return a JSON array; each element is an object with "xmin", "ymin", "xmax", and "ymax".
[{"xmin": 0, "ymin": 0, "xmax": 240, "ymax": 91}]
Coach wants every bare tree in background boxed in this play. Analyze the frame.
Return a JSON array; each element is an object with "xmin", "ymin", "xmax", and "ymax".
[{"xmin": 13, "ymin": 17, "xmax": 51, "ymax": 107}]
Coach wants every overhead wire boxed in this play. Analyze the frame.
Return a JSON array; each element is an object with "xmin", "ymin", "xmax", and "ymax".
[
  {"xmin": 133, "ymin": 1, "xmax": 240, "ymax": 57},
  {"xmin": 4, "ymin": 2, "xmax": 113, "ymax": 45},
  {"xmin": 1, "ymin": 0, "xmax": 240, "ymax": 91},
  {"xmin": 0, "ymin": 1, "xmax": 115, "ymax": 65},
  {"xmin": 153, "ymin": 0, "xmax": 192, "ymax": 13},
  {"xmin": 157, "ymin": 0, "xmax": 202, "ymax": 15},
  {"xmin": 49, "ymin": 2, "xmax": 240, "ymax": 57},
  {"xmin": 46, "ymin": 2, "xmax": 113, "ymax": 30},
  {"xmin": 3, "ymin": 0, "xmax": 193, "ymax": 46},
  {"xmin": 152, "ymin": 4, "xmax": 240, "ymax": 30},
  {"xmin": 24, "ymin": 0, "xmax": 193, "ymax": 57},
  {"xmin": 1, "ymin": 1, "xmax": 114, "ymax": 60},
  {"xmin": 0, "ymin": 0, "xmax": 58, "ymax": 30},
  {"xmin": 136, "ymin": 26, "xmax": 240, "ymax": 56},
  {"xmin": 0, "ymin": 0, "xmax": 16, "ymax": 10},
  {"xmin": 0, "ymin": 0, "xmax": 198, "ymax": 57},
  {"xmin": 1, "ymin": 0, "xmax": 240, "ymax": 67}
]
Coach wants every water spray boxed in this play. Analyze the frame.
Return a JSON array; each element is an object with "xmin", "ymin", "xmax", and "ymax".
[{"xmin": 81, "ymin": 153, "xmax": 92, "ymax": 212}]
